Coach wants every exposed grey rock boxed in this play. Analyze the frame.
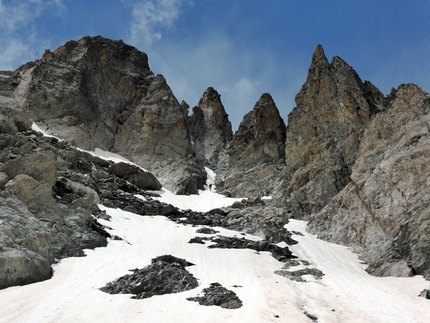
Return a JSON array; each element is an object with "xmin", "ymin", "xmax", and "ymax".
[
  {"xmin": 223, "ymin": 205, "xmax": 294, "ymax": 244},
  {"xmin": 108, "ymin": 162, "xmax": 162, "ymax": 190},
  {"xmin": 277, "ymin": 44, "xmax": 384, "ymax": 218},
  {"xmin": 419, "ymin": 289, "xmax": 430, "ymax": 299},
  {"xmin": 206, "ymin": 235, "xmax": 296, "ymax": 262},
  {"xmin": 100, "ymin": 255, "xmax": 198, "ymax": 299},
  {"xmin": 188, "ymin": 87, "xmax": 233, "ymax": 167},
  {"xmin": 0, "ymin": 248, "xmax": 51, "ymax": 288},
  {"xmin": 10, "ymin": 36, "xmax": 205, "ymax": 194},
  {"xmin": 196, "ymin": 227, "xmax": 218, "ymax": 235},
  {"xmin": 216, "ymin": 93, "xmax": 286, "ymax": 197},
  {"xmin": 275, "ymin": 268, "xmax": 325, "ymax": 282},
  {"xmin": 0, "ymin": 151, "xmax": 57, "ymax": 187},
  {"xmin": 187, "ymin": 282, "xmax": 243, "ymax": 309},
  {"xmin": 308, "ymin": 84, "xmax": 430, "ymax": 279}
]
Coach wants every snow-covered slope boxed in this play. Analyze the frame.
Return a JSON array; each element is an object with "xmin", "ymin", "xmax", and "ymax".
[
  {"xmin": 1, "ymin": 197, "xmax": 429, "ymax": 322},
  {"xmin": 0, "ymin": 139, "xmax": 429, "ymax": 322}
]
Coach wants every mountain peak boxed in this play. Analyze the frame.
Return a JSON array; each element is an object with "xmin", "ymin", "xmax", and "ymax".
[{"xmin": 311, "ymin": 44, "xmax": 328, "ymax": 65}]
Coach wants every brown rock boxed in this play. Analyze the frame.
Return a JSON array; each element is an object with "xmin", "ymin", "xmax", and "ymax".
[
  {"xmin": 278, "ymin": 44, "xmax": 384, "ymax": 217},
  {"xmin": 0, "ymin": 151, "xmax": 57, "ymax": 187}
]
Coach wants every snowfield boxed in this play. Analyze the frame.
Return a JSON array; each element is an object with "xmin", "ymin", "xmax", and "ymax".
[
  {"xmin": 1, "ymin": 135, "xmax": 429, "ymax": 322},
  {"xmin": 1, "ymin": 191, "xmax": 429, "ymax": 322}
]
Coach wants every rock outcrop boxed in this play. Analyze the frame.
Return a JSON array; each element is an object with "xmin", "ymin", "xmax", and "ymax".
[
  {"xmin": 100, "ymin": 255, "xmax": 198, "ymax": 299},
  {"xmin": 277, "ymin": 45, "xmax": 385, "ymax": 217},
  {"xmin": 308, "ymin": 84, "xmax": 430, "ymax": 279},
  {"xmin": 0, "ymin": 131, "xmax": 108, "ymax": 289},
  {"xmin": 8, "ymin": 36, "xmax": 206, "ymax": 194},
  {"xmin": 188, "ymin": 87, "xmax": 233, "ymax": 167},
  {"xmin": 187, "ymin": 282, "xmax": 243, "ymax": 309},
  {"xmin": 216, "ymin": 93, "xmax": 286, "ymax": 197}
]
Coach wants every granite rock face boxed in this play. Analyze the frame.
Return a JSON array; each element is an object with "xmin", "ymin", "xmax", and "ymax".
[
  {"xmin": 216, "ymin": 93, "xmax": 286, "ymax": 197},
  {"xmin": 188, "ymin": 87, "xmax": 233, "ymax": 167},
  {"xmin": 9, "ymin": 36, "xmax": 205, "ymax": 194},
  {"xmin": 308, "ymin": 84, "xmax": 430, "ymax": 279},
  {"xmin": 277, "ymin": 45, "xmax": 385, "ymax": 217}
]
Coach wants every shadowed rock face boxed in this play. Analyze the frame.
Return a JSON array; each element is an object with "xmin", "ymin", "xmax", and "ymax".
[
  {"xmin": 277, "ymin": 44, "xmax": 385, "ymax": 217},
  {"xmin": 188, "ymin": 87, "xmax": 233, "ymax": 167},
  {"xmin": 215, "ymin": 93, "xmax": 286, "ymax": 197}
]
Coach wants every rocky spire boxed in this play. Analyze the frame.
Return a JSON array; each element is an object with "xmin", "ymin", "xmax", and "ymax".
[
  {"xmin": 278, "ymin": 44, "xmax": 386, "ymax": 217},
  {"xmin": 231, "ymin": 93, "xmax": 286, "ymax": 162},
  {"xmin": 215, "ymin": 93, "xmax": 286, "ymax": 197},
  {"xmin": 188, "ymin": 87, "xmax": 233, "ymax": 166}
]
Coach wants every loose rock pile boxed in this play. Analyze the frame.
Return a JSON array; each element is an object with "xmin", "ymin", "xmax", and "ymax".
[{"xmin": 100, "ymin": 255, "xmax": 198, "ymax": 299}]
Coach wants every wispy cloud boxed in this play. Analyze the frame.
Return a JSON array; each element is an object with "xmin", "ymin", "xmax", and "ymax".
[
  {"xmin": 128, "ymin": 0, "xmax": 192, "ymax": 46},
  {"xmin": 0, "ymin": 0, "xmax": 64, "ymax": 70},
  {"xmin": 146, "ymin": 31, "xmax": 304, "ymax": 130}
]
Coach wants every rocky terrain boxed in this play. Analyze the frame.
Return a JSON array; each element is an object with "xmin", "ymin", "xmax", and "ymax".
[{"xmin": 0, "ymin": 35, "xmax": 429, "ymax": 292}]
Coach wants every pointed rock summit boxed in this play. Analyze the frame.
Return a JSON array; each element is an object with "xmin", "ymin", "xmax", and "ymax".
[
  {"xmin": 216, "ymin": 93, "xmax": 286, "ymax": 197},
  {"xmin": 279, "ymin": 44, "xmax": 385, "ymax": 217},
  {"xmin": 188, "ymin": 87, "xmax": 233, "ymax": 166},
  {"xmin": 231, "ymin": 93, "xmax": 286, "ymax": 162}
]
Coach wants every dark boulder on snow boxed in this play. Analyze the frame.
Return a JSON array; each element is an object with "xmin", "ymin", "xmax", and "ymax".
[
  {"xmin": 187, "ymin": 282, "xmax": 243, "ymax": 309},
  {"xmin": 419, "ymin": 289, "xmax": 430, "ymax": 300},
  {"xmin": 205, "ymin": 235, "xmax": 296, "ymax": 262},
  {"xmin": 275, "ymin": 267, "xmax": 325, "ymax": 282},
  {"xmin": 100, "ymin": 255, "xmax": 199, "ymax": 299}
]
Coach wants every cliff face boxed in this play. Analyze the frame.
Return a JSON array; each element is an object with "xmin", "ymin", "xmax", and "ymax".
[
  {"xmin": 215, "ymin": 93, "xmax": 286, "ymax": 197},
  {"xmin": 308, "ymin": 84, "xmax": 430, "ymax": 279},
  {"xmin": 9, "ymin": 36, "xmax": 205, "ymax": 194},
  {"xmin": 277, "ymin": 45, "xmax": 385, "ymax": 217},
  {"xmin": 188, "ymin": 87, "xmax": 233, "ymax": 167}
]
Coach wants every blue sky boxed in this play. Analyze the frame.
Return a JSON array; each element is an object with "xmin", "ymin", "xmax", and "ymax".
[{"xmin": 1, "ymin": 0, "xmax": 429, "ymax": 130}]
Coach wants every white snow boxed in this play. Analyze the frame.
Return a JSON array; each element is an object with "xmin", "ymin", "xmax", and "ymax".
[
  {"xmin": 31, "ymin": 123, "xmax": 61, "ymax": 140},
  {"xmin": 1, "ymin": 203, "xmax": 429, "ymax": 322},
  {"xmin": 284, "ymin": 220, "xmax": 430, "ymax": 323},
  {"xmin": 151, "ymin": 166, "xmax": 243, "ymax": 212}
]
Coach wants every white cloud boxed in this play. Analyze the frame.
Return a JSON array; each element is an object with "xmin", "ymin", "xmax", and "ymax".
[
  {"xmin": 0, "ymin": 0, "xmax": 64, "ymax": 70},
  {"xmin": 129, "ymin": 0, "xmax": 192, "ymax": 46},
  {"xmin": 0, "ymin": 0, "xmax": 63, "ymax": 30},
  {"xmin": 144, "ymin": 31, "xmax": 302, "ymax": 130}
]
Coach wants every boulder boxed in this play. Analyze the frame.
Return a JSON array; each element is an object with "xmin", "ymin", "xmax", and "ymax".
[
  {"xmin": 100, "ymin": 255, "xmax": 198, "ymax": 299},
  {"xmin": 0, "ymin": 247, "xmax": 51, "ymax": 289},
  {"xmin": 0, "ymin": 151, "xmax": 57, "ymax": 187},
  {"xmin": 108, "ymin": 162, "xmax": 162, "ymax": 190},
  {"xmin": 187, "ymin": 282, "xmax": 243, "ymax": 309}
]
